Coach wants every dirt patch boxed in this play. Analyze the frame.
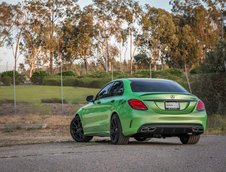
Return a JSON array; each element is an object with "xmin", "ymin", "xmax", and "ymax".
[
  {"xmin": 0, "ymin": 114, "xmax": 74, "ymax": 146},
  {"xmin": 0, "ymin": 128, "xmax": 72, "ymax": 147},
  {"xmin": 43, "ymin": 103, "xmax": 84, "ymax": 116},
  {"xmin": 0, "ymin": 103, "xmax": 86, "ymax": 146},
  {"xmin": 0, "ymin": 102, "xmax": 84, "ymax": 116}
]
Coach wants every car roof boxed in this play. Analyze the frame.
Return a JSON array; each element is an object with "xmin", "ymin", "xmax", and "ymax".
[
  {"xmin": 128, "ymin": 78, "xmax": 172, "ymax": 82},
  {"xmin": 114, "ymin": 78, "xmax": 173, "ymax": 83}
]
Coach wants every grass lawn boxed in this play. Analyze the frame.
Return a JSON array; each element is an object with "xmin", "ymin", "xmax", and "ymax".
[{"xmin": 0, "ymin": 85, "xmax": 99, "ymax": 104}]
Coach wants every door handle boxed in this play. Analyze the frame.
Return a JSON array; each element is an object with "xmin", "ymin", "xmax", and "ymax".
[{"xmin": 111, "ymin": 100, "xmax": 115, "ymax": 103}]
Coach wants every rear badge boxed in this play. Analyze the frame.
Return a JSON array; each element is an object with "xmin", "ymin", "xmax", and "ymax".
[{"xmin": 170, "ymin": 95, "xmax": 175, "ymax": 99}]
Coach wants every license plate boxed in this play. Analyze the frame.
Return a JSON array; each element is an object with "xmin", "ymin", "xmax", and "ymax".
[{"xmin": 165, "ymin": 101, "xmax": 180, "ymax": 110}]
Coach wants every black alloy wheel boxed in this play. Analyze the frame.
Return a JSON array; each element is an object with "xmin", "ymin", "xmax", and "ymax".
[
  {"xmin": 70, "ymin": 116, "xmax": 93, "ymax": 142},
  {"xmin": 179, "ymin": 134, "xmax": 200, "ymax": 144},
  {"xmin": 110, "ymin": 114, "xmax": 129, "ymax": 145}
]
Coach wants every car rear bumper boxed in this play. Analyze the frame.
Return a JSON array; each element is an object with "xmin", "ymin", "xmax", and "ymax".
[
  {"xmin": 121, "ymin": 110, "xmax": 207, "ymax": 136},
  {"xmin": 138, "ymin": 123, "xmax": 204, "ymax": 136}
]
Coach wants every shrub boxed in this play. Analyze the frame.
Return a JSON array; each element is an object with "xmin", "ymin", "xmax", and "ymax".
[
  {"xmin": 190, "ymin": 65, "xmax": 214, "ymax": 74},
  {"xmin": 0, "ymin": 70, "xmax": 25, "ymax": 85},
  {"xmin": 31, "ymin": 71, "xmax": 49, "ymax": 85},
  {"xmin": 1, "ymin": 76, "xmax": 11, "ymax": 86},
  {"xmin": 84, "ymin": 77, "xmax": 111, "ymax": 88},
  {"xmin": 86, "ymin": 72, "xmax": 110, "ymax": 78},
  {"xmin": 191, "ymin": 73, "xmax": 226, "ymax": 115},
  {"xmin": 43, "ymin": 77, "xmax": 60, "ymax": 86},
  {"xmin": 63, "ymin": 77, "xmax": 77, "ymax": 86},
  {"xmin": 113, "ymin": 71, "xmax": 129, "ymax": 78},
  {"xmin": 71, "ymin": 77, "xmax": 111, "ymax": 88},
  {"xmin": 86, "ymin": 78, "xmax": 111, "ymax": 88},
  {"xmin": 41, "ymin": 76, "xmax": 107, "ymax": 88},
  {"xmin": 57, "ymin": 71, "xmax": 76, "ymax": 76},
  {"xmin": 163, "ymin": 68, "xmax": 183, "ymax": 77},
  {"xmin": 74, "ymin": 78, "xmax": 85, "ymax": 87},
  {"xmin": 133, "ymin": 70, "xmax": 150, "ymax": 78}
]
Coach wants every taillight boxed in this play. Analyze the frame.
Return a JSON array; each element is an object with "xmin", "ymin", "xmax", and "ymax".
[
  {"xmin": 196, "ymin": 100, "xmax": 205, "ymax": 111},
  {"xmin": 128, "ymin": 99, "xmax": 148, "ymax": 110}
]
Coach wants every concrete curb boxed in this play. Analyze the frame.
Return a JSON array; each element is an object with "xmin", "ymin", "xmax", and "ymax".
[{"xmin": 0, "ymin": 124, "xmax": 47, "ymax": 130}]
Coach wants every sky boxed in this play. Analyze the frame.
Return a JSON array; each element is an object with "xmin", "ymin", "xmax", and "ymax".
[{"xmin": 0, "ymin": 0, "xmax": 171, "ymax": 72}]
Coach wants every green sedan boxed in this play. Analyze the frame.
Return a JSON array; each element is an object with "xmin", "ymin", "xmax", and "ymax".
[{"xmin": 70, "ymin": 78, "xmax": 207, "ymax": 145}]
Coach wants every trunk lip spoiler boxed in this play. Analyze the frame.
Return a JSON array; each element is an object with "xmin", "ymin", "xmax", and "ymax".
[
  {"xmin": 143, "ymin": 99, "xmax": 197, "ymax": 102},
  {"xmin": 138, "ymin": 92, "xmax": 193, "ymax": 97},
  {"xmin": 139, "ymin": 92, "xmax": 197, "ymax": 102}
]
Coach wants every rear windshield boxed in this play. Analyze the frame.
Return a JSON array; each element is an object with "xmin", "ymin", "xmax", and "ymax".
[{"xmin": 130, "ymin": 80, "xmax": 188, "ymax": 93}]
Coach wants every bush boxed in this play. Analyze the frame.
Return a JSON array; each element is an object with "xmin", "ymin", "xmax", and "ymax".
[
  {"xmin": 86, "ymin": 71, "xmax": 110, "ymax": 78},
  {"xmin": 31, "ymin": 71, "xmax": 49, "ymax": 85},
  {"xmin": 163, "ymin": 68, "xmax": 183, "ymax": 77},
  {"xmin": 86, "ymin": 71, "xmax": 127, "ymax": 79},
  {"xmin": 1, "ymin": 76, "xmax": 11, "ymax": 86},
  {"xmin": 71, "ymin": 77, "xmax": 111, "ymax": 88},
  {"xmin": 57, "ymin": 71, "xmax": 76, "ymax": 76},
  {"xmin": 33, "ymin": 69, "xmax": 188, "ymax": 89},
  {"xmin": 63, "ymin": 77, "xmax": 77, "ymax": 86},
  {"xmin": 191, "ymin": 73, "xmax": 226, "ymax": 115},
  {"xmin": 43, "ymin": 77, "xmax": 60, "ymax": 86},
  {"xmin": 113, "ymin": 71, "xmax": 129, "ymax": 78},
  {"xmin": 74, "ymin": 78, "xmax": 85, "ymax": 87},
  {"xmin": 86, "ymin": 78, "xmax": 111, "ymax": 88},
  {"xmin": 0, "ymin": 70, "xmax": 25, "ymax": 85},
  {"xmin": 133, "ymin": 70, "xmax": 150, "ymax": 78},
  {"xmin": 190, "ymin": 65, "xmax": 214, "ymax": 74},
  {"xmin": 41, "ymin": 76, "xmax": 106, "ymax": 88}
]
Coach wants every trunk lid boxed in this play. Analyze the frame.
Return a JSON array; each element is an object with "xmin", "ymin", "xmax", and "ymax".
[{"xmin": 138, "ymin": 92, "xmax": 197, "ymax": 114}]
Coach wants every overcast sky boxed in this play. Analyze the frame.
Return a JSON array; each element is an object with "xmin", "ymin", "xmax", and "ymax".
[
  {"xmin": 0, "ymin": 0, "xmax": 171, "ymax": 10},
  {"xmin": 0, "ymin": 0, "xmax": 171, "ymax": 72}
]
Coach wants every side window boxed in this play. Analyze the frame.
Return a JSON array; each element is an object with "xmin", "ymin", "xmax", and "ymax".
[
  {"xmin": 109, "ymin": 81, "xmax": 124, "ymax": 96},
  {"xmin": 95, "ymin": 82, "xmax": 114, "ymax": 100}
]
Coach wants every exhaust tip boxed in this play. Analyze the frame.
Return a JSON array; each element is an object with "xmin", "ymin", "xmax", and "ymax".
[{"xmin": 141, "ymin": 126, "xmax": 156, "ymax": 133}]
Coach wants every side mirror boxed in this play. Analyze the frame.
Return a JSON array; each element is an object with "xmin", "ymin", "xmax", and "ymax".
[{"xmin": 86, "ymin": 95, "xmax": 94, "ymax": 102}]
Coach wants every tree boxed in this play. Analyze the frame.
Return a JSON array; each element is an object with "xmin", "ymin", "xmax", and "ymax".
[
  {"xmin": 93, "ymin": 0, "xmax": 121, "ymax": 72},
  {"xmin": 111, "ymin": 0, "xmax": 143, "ymax": 75},
  {"xmin": 0, "ymin": 2, "xmax": 16, "ymax": 47},
  {"xmin": 2, "ymin": 3, "xmax": 26, "ymax": 114},
  {"xmin": 61, "ymin": 5, "xmax": 93, "ymax": 74},
  {"xmin": 141, "ymin": 7, "xmax": 177, "ymax": 71},
  {"xmin": 204, "ymin": 40, "xmax": 226, "ymax": 73},
  {"xmin": 134, "ymin": 53, "xmax": 149, "ymax": 69},
  {"xmin": 24, "ymin": 0, "xmax": 79, "ymax": 74},
  {"xmin": 21, "ymin": 3, "xmax": 45, "ymax": 78},
  {"xmin": 76, "ymin": 7, "xmax": 94, "ymax": 74},
  {"xmin": 108, "ymin": 44, "xmax": 119, "ymax": 71},
  {"xmin": 170, "ymin": 0, "xmax": 223, "ymax": 61}
]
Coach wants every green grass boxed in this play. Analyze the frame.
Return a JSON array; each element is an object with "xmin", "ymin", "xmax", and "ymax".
[{"xmin": 0, "ymin": 86, "xmax": 98, "ymax": 104}]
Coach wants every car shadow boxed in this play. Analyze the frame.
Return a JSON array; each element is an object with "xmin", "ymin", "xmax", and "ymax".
[{"xmin": 94, "ymin": 140, "xmax": 182, "ymax": 146}]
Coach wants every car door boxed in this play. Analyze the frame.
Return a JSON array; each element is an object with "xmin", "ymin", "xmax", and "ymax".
[
  {"xmin": 82, "ymin": 82, "xmax": 114, "ymax": 134},
  {"xmin": 99, "ymin": 81, "xmax": 124, "ymax": 133}
]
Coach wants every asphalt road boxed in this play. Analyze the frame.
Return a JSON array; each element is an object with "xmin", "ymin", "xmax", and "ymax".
[{"xmin": 0, "ymin": 135, "xmax": 225, "ymax": 172}]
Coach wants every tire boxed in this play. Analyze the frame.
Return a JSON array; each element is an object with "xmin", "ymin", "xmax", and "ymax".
[
  {"xmin": 134, "ymin": 136, "xmax": 151, "ymax": 142},
  {"xmin": 70, "ymin": 116, "xmax": 93, "ymax": 142},
  {"xmin": 179, "ymin": 135, "xmax": 200, "ymax": 144},
  {"xmin": 110, "ymin": 114, "xmax": 129, "ymax": 145}
]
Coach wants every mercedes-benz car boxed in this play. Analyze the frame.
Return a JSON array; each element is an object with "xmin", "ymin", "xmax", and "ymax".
[{"xmin": 70, "ymin": 78, "xmax": 207, "ymax": 145}]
